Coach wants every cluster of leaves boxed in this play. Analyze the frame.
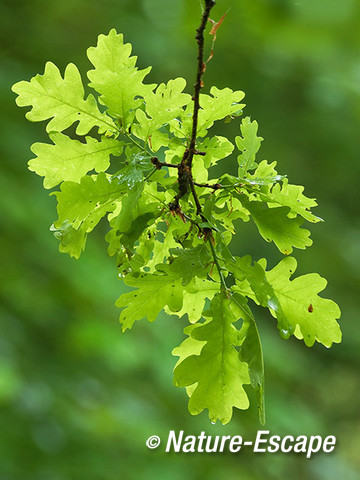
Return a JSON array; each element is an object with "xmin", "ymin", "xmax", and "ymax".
[{"xmin": 12, "ymin": 28, "xmax": 341, "ymax": 425}]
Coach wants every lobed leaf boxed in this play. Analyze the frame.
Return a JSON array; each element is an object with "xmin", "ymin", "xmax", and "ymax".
[
  {"xmin": 242, "ymin": 160, "xmax": 285, "ymax": 186},
  {"xmin": 197, "ymin": 136, "xmax": 234, "ymax": 168},
  {"xmin": 54, "ymin": 172, "xmax": 125, "ymax": 233},
  {"xmin": 172, "ymin": 86, "xmax": 245, "ymax": 138},
  {"xmin": 29, "ymin": 133, "xmax": 123, "ymax": 189},
  {"xmin": 107, "ymin": 193, "xmax": 158, "ymax": 259},
  {"xmin": 242, "ymin": 162, "xmax": 321, "ymax": 223},
  {"xmin": 197, "ymin": 87, "xmax": 245, "ymax": 135},
  {"xmin": 167, "ymin": 278, "xmax": 218, "ymax": 323},
  {"xmin": 145, "ymin": 216, "xmax": 190, "ymax": 271},
  {"xmin": 164, "ymin": 244, "xmax": 212, "ymax": 286},
  {"xmin": 268, "ymin": 179, "xmax": 322, "ymax": 223},
  {"xmin": 240, "ymin": 196, "xmax": 312, "ymax": 254},
  {"xmin": 50, "ymin": 221, "xmax": 87, "ymax": 259},
  {"xmin": 87, "ymin": 29, "xmax": 155, "ymax": 128},
  {"xmin": 134, "ymin": 78, "xmax": 191, "ymax": 151},
  {"xmin": 12, "ymin": 62, "xmax": 116, "ymax": 135},
  {"xmin": 12, "ymin": 28, "xmax": 342, "ymax": 426},
  {"xmin": 236, "ymin": 117, "xmax": 263, "ymax": 176},
  {"xmin": 117, "ymin": 271, "xmax": 185, "ymax": 331},
  {"xmin": 260, "ymin": 257, "xmax": 342, "ymax": 347},
  {"xmin": 173, "ymin": 293, "xmax": 250, "ymax": 425}
]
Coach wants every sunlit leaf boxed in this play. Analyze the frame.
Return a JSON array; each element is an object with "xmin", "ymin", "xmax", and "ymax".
[
  {"xmin": 12, "ymin": 62, "xmax": 116, "ymax": 135},
  {"xmin": 29, "ymin": 133, "xmax": 123, "ymax": 189},
  {"xmin": 173, "ymin": 293, "xmax": 250, "ymax": 425},
  {"xmin": 87, "ymin": 29, "xmax": 155, "ymax": 127}
]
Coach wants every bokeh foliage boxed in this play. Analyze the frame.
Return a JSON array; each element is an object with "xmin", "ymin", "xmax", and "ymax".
[{"xmin": 1, "ymin": 0, "xmax": 359, "ymax": 478}]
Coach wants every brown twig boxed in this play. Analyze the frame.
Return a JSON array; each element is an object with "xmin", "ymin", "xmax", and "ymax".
[
  {"xmin": 151, "ymin": 157, "xmax": 179, "ymax": 170},
  {"xmin": 186, "ymin": 0, "xmax": 215, "ymax": 170},
  {"xmin": 189, "ymin": 178, "xmax": 205, "ymax": 216},
  {"xmin": 193, "ymin": 181, "xmax": 222, "ymax": 190},
  {"xmin": 169, "ymin": 1, "xmax": 215, "ymax": 221}
]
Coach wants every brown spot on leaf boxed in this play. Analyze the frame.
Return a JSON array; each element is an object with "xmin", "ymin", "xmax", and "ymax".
[{"xmin": 308, "ymin": 304, "xmax": 314, "ymax": 313}]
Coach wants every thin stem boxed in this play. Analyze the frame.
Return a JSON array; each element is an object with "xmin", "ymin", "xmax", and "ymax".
[
  {"xmin": 189, "ymin": 178, "xmax": 204, "ymax": 216},
  {"xmin": 193, "ymin": 181, "xmax": 222, "ymax": 190},
  {"xmin": 124, "ymin": 132, "xmax": 152, "ymax": 156},
  {"xmin": 168, "ymin": 1, "xmax": 215, "ymax": 220},
  {"xmin": 208, "ymin": 239, "xmax": 229, "ymax": 294},
  {"xmin": 186, "ymin": 0, "xmax": 215, "ymax": 169},
  {"xmin": 151, "ymin": 157, "xmax": 179, "ymax": 170},
  {"xmin": 144, "ymin": 167, "xmax": 158, "ymax": 182}
]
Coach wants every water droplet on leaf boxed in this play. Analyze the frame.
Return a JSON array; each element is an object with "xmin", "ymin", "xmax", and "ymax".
[{"xmin": 280, "ymin": 329, "xmax": 291, "ymax": 339}]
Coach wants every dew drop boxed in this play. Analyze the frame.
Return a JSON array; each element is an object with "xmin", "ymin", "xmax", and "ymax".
[
  {"xmin": 211, "ymin": 421, "xmax": 216, "ymax": 425},
  {"xmin": 279, "ymin": 328, "xmax": 291, "ymax": 339},
  {"xmin": 267, "ymin": 298, "xmax": 278, "ymax": 311}
]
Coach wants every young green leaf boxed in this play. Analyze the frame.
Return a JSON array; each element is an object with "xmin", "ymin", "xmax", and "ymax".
[
  {"xmin": 198, "ymin": 136, "xmax": 235, "ymax": 169},
  {"xmin": 29, "ymin": 133, "xmax": 123, "ymax": 189},
  {"xmin": 12, "ymin": 24, "xmax": 342, "ymax": 426},
  {"xmin": 197, "ymin": 87, "xmax": 246, "ymax": 135},
  {"xmin": 165, "ymin": 244, "xmax": 212, "ymax": 285},
  {"xmin": 50, "ymin": 221, "xmax": 87, "ymax": 259},
  {"xmin": 241, "ymin": 196, "xmax": 312, "ymax": 255},
  {"xmin": 173, "ymin": 293, "xmax": 250, "ymax": 425},
  {"xmin": 267, "ymin": 179, "xmax": 322, "ymax": 223},
  {"xmin": 117, "ymin": 271, "xmax": 185, "ymax": 331},
  {"xmin": 233, "ymin": 293, "xmax": 265, "ymax": 425},
  {"xmin": 134, "ymin": 78, "xmax": 191, "ymax": 150},
  {"xmin": 236, "ymin": 117, "xmax": 263, "ymax": 176},
  {"xmin": 173, "ymin": 86, "xmax": 245, "ymax": 138},
  {"xmin": 53, "ymin": 173, "xmax": 124, "ymax": 232},
  {"xmin": 242, "ymin": 160, "xmax": 285, "ymax": 186},
  {"xmin": 87, "ymin": 29, "xmax": 155, "ymax": 128},
  {"xmin": 259, "ymin": 257, "xmax": 342, "ymax": 347},
  {"xmin": 12, "ymin": 62, "xmax": 117, "ymax": 135},
  {"xmin": 167, "ymin": 278, "xmax": 218, "ymax": 323},
  {"xmin": 107, "ymin": 194, "xmax": 158, "ymax": 258}
]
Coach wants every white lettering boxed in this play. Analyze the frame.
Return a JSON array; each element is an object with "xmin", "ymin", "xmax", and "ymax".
[
  {"xmin": 267, "ymin": 435, "xmax": 280, "ymax": 453},
  {"xmin": 164, "ymin": 430, "xmax": 336, "ymax": 455},
  {"xmin": 229, "ymin": 436, "xmax": 243, "ymax": 453},
  {"xmin": 205, "ymin": 436, "xmax": 220, "ymax": 453},
  {"xmin": 197, "ymin": 432, "xmax": 206, "ymax": 452},
  {"xmin": 293, "ymin": 435, "xmax": 307, "ymax": 453},
  {"xmin": 306, "ymin": 436, "xmax": 322, "ymax": 458},
  {"xmin": 218, "ymin": 435, "xmax": 231, "ymax": 452},
  {"xmin": 280, "ymin": 435, "xmax": 294, "ymax": 453},
  {"xmin": 254, "ymin": 430, "xmax": 269, "ymax": 452},
  {"xmin": 322, "ymin": 436, "xmax": 336, "ymax": 453},
  {"xmin": 183, "ymin": 435, "xmax": 196, "ymax": 453},
  {"xmin": 166, "ymin": 430, "xmax": 183, "ymax": 452}
]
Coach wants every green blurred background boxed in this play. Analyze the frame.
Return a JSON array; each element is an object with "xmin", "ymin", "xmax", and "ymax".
[{"xmin": 1, "ymin": 0, "xmax": 359, "ymax": 478}]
